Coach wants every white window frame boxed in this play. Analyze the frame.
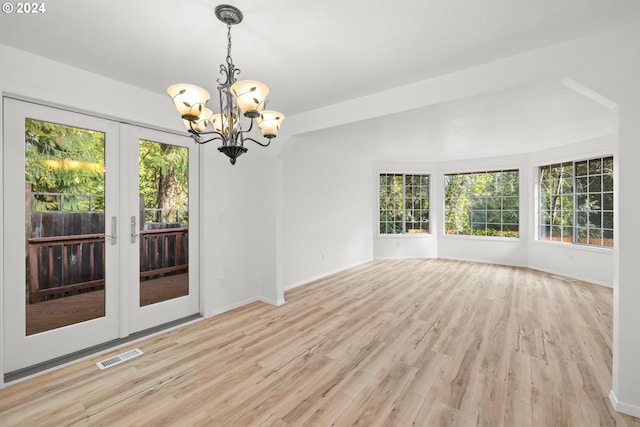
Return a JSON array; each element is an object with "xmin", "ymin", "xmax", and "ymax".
[
  {"xmin": 443, "ymin": 169, "xmax": 520, "ymax": 239},
  {"xmin": 378, "ymin": 173, "xmax": 430, "ymax": 235},
  {"xmin": 538, "ymin": 155, "xmax": 614, "ymax": 248}
]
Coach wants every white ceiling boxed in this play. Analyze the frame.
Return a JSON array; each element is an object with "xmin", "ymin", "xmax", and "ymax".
[
  {"xmin": 296, "ymin": 80, "xmax": 616, "ymax": 161},
  {"xmin": 0, "ymin": 0, "xmax": 637, "ymax": 158}
]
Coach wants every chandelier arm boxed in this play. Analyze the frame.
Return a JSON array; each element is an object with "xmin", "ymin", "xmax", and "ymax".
[
  {"xmin": 191, "ymin": 135, "xmax": 224, "ymax": 145},
  {"xmin": 234, "ymin": 119, "xmax": 270, "ymax": 146},
  {"xmin": 244, "ymin": 116, "xmax": 254, "ymax": 131},
  {"xmin": 234, "ymin": 121, "xmax": 255, "ymax": 143},
  {"xmin": 241, "ymin": 136, "xmax": 272, "ymax": 147},
  {"xmin": 187, "ymin": 130, "xmax": 225, "ymax": 145},
  {"xmin": 188, "ymin": 129, "xmax": 226, "ymax": 136}
]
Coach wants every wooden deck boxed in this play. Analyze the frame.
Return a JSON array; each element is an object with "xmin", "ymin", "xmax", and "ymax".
[
  {"xmin": 26, "ymin": 273, "xmax": 189, "ymax": 335},
  {"xmin": 3, "ymin": 259, "xmax": 639, "ymax": 426}
]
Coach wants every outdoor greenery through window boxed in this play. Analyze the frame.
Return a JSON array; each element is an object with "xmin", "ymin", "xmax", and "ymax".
[
  {"xmin": 139, "ymin": 140, "xmax": 189, "ymax": 224},
  {"xmin": 539, "ymin": 156, "xmax": 613, "ymax": 247},
  {"xmin": 379, "ymin": 173, "xmax": 429, "ymax": 234},
  {"xmin": 444, "ymin": 170, "xmax": 519, "ymax": 238},
  {"xmin": 26, "ymin": 119, "xmax": 105, "ymax": 212}
]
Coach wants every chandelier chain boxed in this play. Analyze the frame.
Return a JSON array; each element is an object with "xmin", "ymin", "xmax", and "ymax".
[{"xmin": 226, "ymin": 24, "xmax": 234, "ymax": 80}]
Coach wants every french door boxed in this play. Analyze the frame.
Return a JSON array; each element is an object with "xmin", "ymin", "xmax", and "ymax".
[
  {"xmin": 2, "ymin": 99, "xmax": 199, "ymax": 373},
  {"xmin": 122, "ymin": 125, "xmax": 199, "ymax": 334}
]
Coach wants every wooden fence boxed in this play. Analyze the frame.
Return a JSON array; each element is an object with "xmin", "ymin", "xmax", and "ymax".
[
  {"xmin": 27, "ymin": 233, "xmax": 105, "ymax": 304},
  {"xmin": 27, "ymin": 227, "xmax": 189, "ymax": 304},
  {"xmin": 139, "ymin": 227, "xmax": 188, "ymax": 279}
]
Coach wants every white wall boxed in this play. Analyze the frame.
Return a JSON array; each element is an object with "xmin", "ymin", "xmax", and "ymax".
[
  {"xmin": 2, "ymin": 18, "xmax": 640, "ymax": 416},
  {"xmin": 370, "ymin": 147, "xmax": 614, "ymax": 283},
  {"xmin": 527, "ymin": 136, "xmax": 616, "ymax": 287},
  {"xmin": 200, "ymin": 145, "xmax": 279, "ymax": 315},
  {"xmin": 435, "ymin": 154, "xmax": 529, "ymax": 267},
  {"xmin": 432, "ymin": 139, "xmax": 615, "ymax": 285},
  {"xmin": 374, "ymin": 234, "xmax": 438, "ymax": 259},
  {"xmin": 281, "ymin": 22, "xmax": 640, "ymax": 416},
  {"xmin": 281, "ymin": 140, "xmax": 372, "ymax": 290},
  {"xmin": 372, "ymin": 161, "xmax": 438, "ymax": 259},
  {"xmin": 0, "ymin": 43, "xmax": 278, "ymax": 385},
  {"xmin": 286, "ymin": 132, "xmax": 615, "ymax": 286}
]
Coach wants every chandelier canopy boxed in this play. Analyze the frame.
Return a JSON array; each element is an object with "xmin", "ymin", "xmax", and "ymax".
[{"xmin": 167, "ymin": 4, "xmax": 284, "ymax": 165}]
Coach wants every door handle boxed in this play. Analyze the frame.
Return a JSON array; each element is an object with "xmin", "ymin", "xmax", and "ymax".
[
  {"xmin": 131, "ymin": 216, "xmax": 139, "ymax": 243},
  {"xmin": 107, "ymin": 216, "xmax": 118, "ymax": 245}
]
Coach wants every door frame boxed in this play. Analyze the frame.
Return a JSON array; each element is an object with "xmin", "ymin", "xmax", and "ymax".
[
  {"xmin": 1, "ymin": 98, "xmax": 201, "ymax": 376},
  {"xmin": 1, "ymin": 96, "xmax": 6, "ymax": 389},
  {"xmin": 2, "ymin": 98, "xmax": 122, "ymax": 372},
  {"xmin": 121, "ymin": 124, "xmax": 200, "ymax": 334}
]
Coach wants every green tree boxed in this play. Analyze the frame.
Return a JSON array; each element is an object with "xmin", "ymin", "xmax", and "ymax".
[
  {"xmin": 25, "ymin": 119, "xmax": 105, "ymax": 211},
  {"xmin": 540, "ymin": 163, "xmax": 573, "ymax": 242},
  {"xmin": 444, "ymin": 174, "xmax": 470, "ymax": 234},
  {"xmin": 138, "ymin": 140, "xmax": 189, "ymax": 223},
  {"xmin": 379, "ymin": 174, "xmax": 403, "ymax": 233},
  {"xmin": 444, "ymin": 171, "xmax": 519, "ymax": 237}
]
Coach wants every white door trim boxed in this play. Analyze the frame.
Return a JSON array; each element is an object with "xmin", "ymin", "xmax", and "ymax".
[{"xmin": 2, "ymin": 99, "xmax": 121, "ymax": 372}]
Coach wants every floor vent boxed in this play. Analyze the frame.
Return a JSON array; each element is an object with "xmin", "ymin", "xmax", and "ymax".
[{"xmin": 96, "ymin": 348, "xmax": 143, "ymax": 370}]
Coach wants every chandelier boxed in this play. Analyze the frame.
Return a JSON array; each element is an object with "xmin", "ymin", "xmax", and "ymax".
[{"xmin": 167, "ymin": 4, "xmax": 285, "ymax": 165}]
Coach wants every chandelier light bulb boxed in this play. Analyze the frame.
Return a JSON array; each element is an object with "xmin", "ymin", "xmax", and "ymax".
[
  {"xmin": 230, "ymin": 80, "xmax": 269, "ymax": 118},
  {"xmin": 167, "ymin": 84, "xmax": 211, "ymax": 122},
  {"xmin": 209, "ymin": 113, "xmax": 238, "ymax": 138},
  {"xmin": 257, "ymin": 111, "xmax": 285, "ymax": 139},
  {"xmin": 184, "ymin": 107, "xmax": 213, "ymax": 132}
]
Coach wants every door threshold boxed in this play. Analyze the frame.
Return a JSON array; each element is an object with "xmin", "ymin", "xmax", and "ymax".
[{"xmin": 4, "ymin": 313, "xmax": 202, "ymax": 384}]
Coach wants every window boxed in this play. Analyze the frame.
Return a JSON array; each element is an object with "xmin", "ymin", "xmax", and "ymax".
[
  {"xmin": 539, "ymin": 156, "xmax": 613, "ymax": 247},
  {"xmin": 444, "ymin": 170, "xmax": 519, "ymax": 238},
  {"xmin": 379, "ymin": 173, "xmax": 429, "ymax": 234}
]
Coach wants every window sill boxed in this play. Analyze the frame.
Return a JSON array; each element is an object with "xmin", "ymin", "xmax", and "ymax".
[
  {"xmin": 377, "ymin": 233, "xmax": 434, "ymax": 239},
  {"xmin": 440, "ymin": 233, "xmax": 521, "ymax": 242},
  {"xmin": 532, "ymin": 239, "xmax": 613, "ymax": 253}
]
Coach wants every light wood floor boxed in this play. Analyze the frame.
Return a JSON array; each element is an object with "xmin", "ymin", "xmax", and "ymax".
[{"xmin": 1, "ymin": 259, "xmax": 638, "ymax": 426}]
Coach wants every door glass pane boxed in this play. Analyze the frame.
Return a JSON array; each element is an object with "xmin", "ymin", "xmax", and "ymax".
[
  {"xmin": 25, "ymin": 119, "xmax": 106, "ymax": 335},
  {"xmin": 138, "ymin": 140, "xmax": 189, "ymax": 306}
]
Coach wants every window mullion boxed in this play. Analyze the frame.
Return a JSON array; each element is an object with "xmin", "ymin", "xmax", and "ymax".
[
  {"xmin": 402, "ymin": 174, "xmax": 407, "ymax": 234},
  {"xmin": 572, "ymin": 161, "xmax": 577, "ymax": 244}
]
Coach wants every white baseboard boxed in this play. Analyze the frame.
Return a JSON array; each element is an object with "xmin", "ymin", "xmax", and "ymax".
[
  {"xmin": 206, "ymin": 295, "xmax": 285, "ymax": 318},
  {"xmin": 434, "ymin": 256, "xmax": 613, "ymax": 289},
  {"xmin": 528, "ymin": 264, "xmax": 613, "ymax": 288},
  {"xmin": 284, "ymin": 260, "xmax": 369, "ymax": 291},
  {"xmin": 437, "ymin": 255, "xmax": 521, "ymax": 267},
  {"xmin": 609, "ymin": 390, "xmax": 640, "ymax": 418},
  {"xmin": 206, "ymin": 297, "xmax": 261, "ymax": 318},
  {"xmin": 257, "ymin": 296, "xmax": 285, "ymax": 307}
]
